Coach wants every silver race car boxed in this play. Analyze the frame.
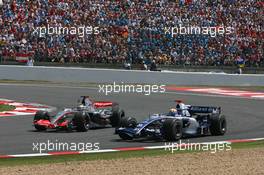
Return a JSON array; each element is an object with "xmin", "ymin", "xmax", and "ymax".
[{"xmin": 33, "ymin": 96, "xmax": 125, "ymax": 132}]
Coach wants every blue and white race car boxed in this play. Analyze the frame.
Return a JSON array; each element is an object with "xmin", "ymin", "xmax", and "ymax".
[{"xmin": 116, "ymin": 101, "xmax": 227, "ymax": 141}]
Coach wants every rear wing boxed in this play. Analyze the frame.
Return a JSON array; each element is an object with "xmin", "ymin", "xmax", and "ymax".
[
  {"xmin": 94, "ymin": 101, "xmax": 113, "ymax": 108},
  {"xmin": 189, "ymin": 106, "xmax": 221, "ymax": 114}
]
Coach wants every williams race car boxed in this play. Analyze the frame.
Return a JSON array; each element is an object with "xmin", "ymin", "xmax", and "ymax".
[
  {"xmin": 33, "ymin": 96, "xmax": 125, "ymax": 132},
  {"xmin": 116, "ymin": 101, "xmax": 227, "ymax": 141}
]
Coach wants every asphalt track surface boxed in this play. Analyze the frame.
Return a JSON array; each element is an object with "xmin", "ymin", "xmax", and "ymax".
[{"xmin": 0, "ymin": 83, "xmax": 263, "ymax": 155}]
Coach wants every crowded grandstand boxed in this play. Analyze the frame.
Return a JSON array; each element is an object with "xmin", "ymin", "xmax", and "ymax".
[{"xmin": 0, "ymin": 0, "xmax": 263, "ymax": 67}]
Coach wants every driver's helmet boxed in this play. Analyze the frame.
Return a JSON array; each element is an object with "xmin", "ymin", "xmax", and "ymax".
[
  {"xmin": 79, "ymin": 104, "xmax": 85, "ymax": 107},
  {"xmin": 176, "ymin": 100, "xmax": 186, "ymax": 110},
  {"xmin": 168, "ymin": 108, "xmax": 177, "ymax": 116},
  {"xmin": 77, "ymin": 104, "xmax": 87, "ymax": 111},
  {"xmin": 64, "ymin": 108, "xmax": 72, "ymax": 112},
  {"xmin": 79, "ymin": 96, "xmax": 92, "ymax": 106}
]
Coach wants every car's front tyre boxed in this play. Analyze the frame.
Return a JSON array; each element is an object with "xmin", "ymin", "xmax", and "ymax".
[
  {"xmin": 33, "ymin": 111, "xmax": 50, "ymax": 131},
  {"xmin": 120, "ymin": 117, "xmax": 137, "ymax": 128},
  {"xmin": 163, "ymin": 119, "xmax": 183, "ymax": 141},
  {"xmin": 73, "ymin": 112, "xmax": 89, "ymax": 132}
]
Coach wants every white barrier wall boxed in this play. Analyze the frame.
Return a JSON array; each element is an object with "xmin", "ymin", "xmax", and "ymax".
[{"xmin": 0, "ymin": 65, "xmax": 263, "ymax": 86}]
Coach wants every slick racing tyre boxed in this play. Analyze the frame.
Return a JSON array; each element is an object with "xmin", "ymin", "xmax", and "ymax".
[
  {"xmin": 120, "ymin": 117, "xmax": 137, "ymax": 128},
  {"xmin": 163, "ymin": 119, "xmax": 183, "ymax": 141},
  {"xmin": 110, "ymin": 105, "xmax": 123, "ymax": 127},
  {"xmin": 73, "ymin": 112, "xmax": 89, "ymax": 132},
  {"xmin": 120, "ymin": 109, "xmax": 125, "ymax": 118},
  {"xmin": 209, "ymin": 114, "xmax": 227, "ymax": 136},
  {"xmin": 34, "ymin": 111, "xmax": 50, "ymax": 131}
]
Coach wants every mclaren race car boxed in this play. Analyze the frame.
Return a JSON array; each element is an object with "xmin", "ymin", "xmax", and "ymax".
[
  {"xmin": 33, "ymin": 96, "xmax": 125, "ymax": 132},
  {"xmin": 116, "ymin": 101, "xmax": 227, "ymax": 141}
]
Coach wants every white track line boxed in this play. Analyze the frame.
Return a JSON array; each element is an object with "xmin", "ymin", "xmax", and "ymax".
[{"xmin": 1, "ymin": 137, "xmax": 264, "ymax": 159}]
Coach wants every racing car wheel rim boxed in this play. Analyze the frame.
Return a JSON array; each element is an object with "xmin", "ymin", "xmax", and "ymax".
[
  {"xmin": 84, "ymin": 123, "xmax": 89, "ymax": 130},
  {"xmin": 221, "ymin": 119, "xmax": 226, "ymax": 132},
  {"xmin": 175, "ymin": 124, "xmax": 181, "ymax": 137}
]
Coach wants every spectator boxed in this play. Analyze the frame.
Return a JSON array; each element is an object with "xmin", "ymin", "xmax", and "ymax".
[
  {"xmin": 236, "ymin": 55, "xmax": 245, "ymax": 74},
  {"xmin": 140, "ymin": 61, "xmax": 148, "ymax": 70},
  {"xmin": 150, "ymin": 60, "xmax": 159, "ymax": 71},
  {"xmin": 27, "ymin": 57, "xmax": 34, "ymax": 67}
]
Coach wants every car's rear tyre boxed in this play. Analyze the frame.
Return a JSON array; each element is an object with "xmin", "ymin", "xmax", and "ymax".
[
  {"xmin": 110, "ymin": 105, "xmax": 123, "ymax": 127},
  {"xmin": 163, "ymin": 119, "xmax": 183, "ymax": 141},
  {"xmin": 210, "ymin": 115, "xmax": 226, "ymax": 136},
  {"xmin": 73, "ymin": 112, "xmax": 89, "ymax": 132},
  {"xmin": 34, "ymin": 111, "xmax": 50, "ymax": 131},
  {"xmin": 120, "ymin": 110, "xmax": 125, "ymax": 118},
  {"xmin": 120, "ymin": 117, "xmax": 137, "ymax": 128}
]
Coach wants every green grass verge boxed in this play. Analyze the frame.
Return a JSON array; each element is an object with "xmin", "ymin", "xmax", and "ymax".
[
  {"xmin": 0, "ymin": 140, "xmax": 263, "ymax": 167},
  {"xmin": 0, "ymin": 104, "xmax": 15, "ymax": 112}
]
